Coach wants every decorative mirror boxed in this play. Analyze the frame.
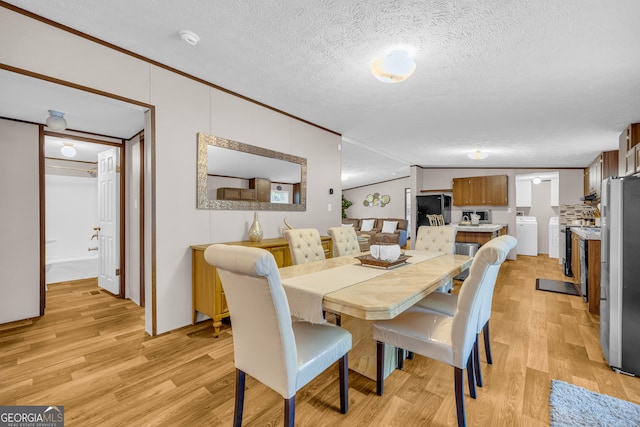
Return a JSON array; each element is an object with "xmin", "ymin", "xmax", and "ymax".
[{"xmin": 197, "ymin": 133, "xmax": 307, "ymax": 211}]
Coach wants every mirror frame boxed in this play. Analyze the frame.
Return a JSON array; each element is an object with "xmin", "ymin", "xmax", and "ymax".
[{"xmin": 197, "ymin": 133, "xmax": 307, "ymax": 211}]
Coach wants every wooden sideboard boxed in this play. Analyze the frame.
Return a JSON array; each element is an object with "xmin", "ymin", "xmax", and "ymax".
[{"xmin": 191, "ymin": 236, "xmax": 333, "ymax": 336}]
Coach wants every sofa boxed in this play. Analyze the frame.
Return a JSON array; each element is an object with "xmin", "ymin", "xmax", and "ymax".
[{"xmin": 341, "ymin": 217, "xmax": 408, "ymax": 247}]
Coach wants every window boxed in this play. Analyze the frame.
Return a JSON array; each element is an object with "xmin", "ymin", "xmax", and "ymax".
[{"xmin": 271, "ymin": 190, "xmax": 289, "ymax": 204}]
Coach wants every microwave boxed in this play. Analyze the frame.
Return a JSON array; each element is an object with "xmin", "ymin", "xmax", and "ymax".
[{"xmin": 461, "ymin": 209, "xmax": 492, "ymax": 224}]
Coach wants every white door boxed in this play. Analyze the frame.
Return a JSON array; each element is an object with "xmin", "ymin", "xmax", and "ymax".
[{"xmin": 97, "ymin": 147, "xmax": 120, "ymax": 294}]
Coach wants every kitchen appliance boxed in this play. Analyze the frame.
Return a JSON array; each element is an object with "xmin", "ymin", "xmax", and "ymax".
[
  {"xmin": 461, "ymin": 209, "xmax": 492, "ymax": 224},
  {"xmin": 560, "ymin": 226, "xmax": 573, "ymax": 276},
  {"xmin": 600, "ymin": 176, "xmax": 640, "ymax": 376},
  {"xmin": 515, "ymin": 216, "xmax": 538, "ymax": 256},
  {"xmin": 416, "ymin": 194, "xmax": 451, "ymax": 233}
]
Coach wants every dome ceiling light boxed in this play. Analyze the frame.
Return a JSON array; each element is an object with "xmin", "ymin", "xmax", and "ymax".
[
  {"xmin": 60, "ymin": 142, "xmax": 76, "ymax": 158},
  {"xmin": 179, "ymin": 30, "xmax": 200, "ymax": 46},
  {"xmin": 370, "ymin": 50, "xmax": 416, "ymax": 83},
  {"xmin": 46, "ymin": 110, "xmax": 67, "ymax": 131},
  {"xmin": 532, "ymin": 176, "xmax": 542, "ymax": 184},
  {"xmin": 467, "ymin": 150, "xmax": 489, "ymax": 160}
]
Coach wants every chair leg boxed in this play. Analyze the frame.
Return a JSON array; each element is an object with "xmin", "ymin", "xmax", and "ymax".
[
  {"xmin": 284, "ymin": 397, "xmax": 295, "ymax": 427},
  {"xmin": 454, "ymin": 367, "xmax": 467, "ymax": 427},
  {"xmin": 473, "ymin": 337, "xmax": 483, "ymax": 388},
  {"xmin": 466, "ymin": 354, "xmax": 476, "ymax": 399},
  {"xmin": 483, "ymin": 321, "xmax": 493, "ymax": 364},
  {"xmin": 339, "ymin": 353, "xmax": 348, "ymax": 414},
  {"xmin": 376, "ymin": 341, "xmax": 385, "ymax": 396},
  {"xmin": 234, "ymin": 369, "xmax": 246, "ymax": 427},
  {"xmin": 397, "ymin": 347, "xmax": 405, "ymax": 370}
]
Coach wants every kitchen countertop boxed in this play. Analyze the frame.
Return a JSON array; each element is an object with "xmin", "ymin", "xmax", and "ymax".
[
  {"xmin": 453, "ymin": 223, "xmax": 506, "ymax": 232},
  {"xmin": 570, "ymin": 226, "xmax": 601, "ymax": 240}
]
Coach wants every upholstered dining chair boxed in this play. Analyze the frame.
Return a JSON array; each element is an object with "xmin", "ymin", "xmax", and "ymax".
[
  {"xmin": 283, "ymin": 228, "xmax": 326, "ymax": 265},
  {"xmin": 414, "ymin": 235, "xmax": 517, "ymax": 388},
  {"xmin": 327, "ymin": 226, "xmax": 361, "ymax": 257},
  {"xmin": 414, "ymin": 225, "xmax": 458, "ymax": 292},
  {"xmin": 372, "ymin": 237, "xmax": 512, "ymax": 427},
  {"xmin": 204, "ymin": 244, "xmax": 352, "ymax": 427}
]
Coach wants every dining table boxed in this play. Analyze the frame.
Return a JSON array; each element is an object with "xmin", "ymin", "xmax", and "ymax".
[{"xmin": 279, "ymin": 249, "xmax": 473, "ymax": 381}]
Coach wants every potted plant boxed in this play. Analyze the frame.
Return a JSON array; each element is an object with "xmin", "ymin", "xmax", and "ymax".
[{"xmin": 341, "ymin": 195, "xmax": 353, "ymax": 218}]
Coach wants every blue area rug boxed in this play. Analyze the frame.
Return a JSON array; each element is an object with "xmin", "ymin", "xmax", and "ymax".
[{"xmin": 550, "ymin": 380, "xmax": 640, "ymax": 426}]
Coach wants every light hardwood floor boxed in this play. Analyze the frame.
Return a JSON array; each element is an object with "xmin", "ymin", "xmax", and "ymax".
[{"xmin": 2, "ymin": 255, "xmax": 640, "ymax": 426}]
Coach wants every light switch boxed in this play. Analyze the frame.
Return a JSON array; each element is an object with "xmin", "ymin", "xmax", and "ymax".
[{"xmin": 328, "ymin": 204, "xmax": 332, "ymax": 211}]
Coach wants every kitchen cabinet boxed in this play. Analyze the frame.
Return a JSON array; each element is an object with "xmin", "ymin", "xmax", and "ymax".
[
  {"xmin": 191, "ymin": 236, "xmax": 333, "ymax": 336},
  {"xmin": 455, "ymin": 224, "xmax": 507, "ymax": 246},
  {"xmin": 216, "ymin": 187, "xmax": 256, "ymax": 201},
  {"xmin": 571, "ymin": 232, "xmax": 581, "ymax": 289},
  {"xmin": 550, "ymin": 177, "xmax": 559, "ymax": 206},
  {"xmin": 516, "ymin": 178, "xmax": 532, "ymax": 207},
  {"xmin": 570, "ymin": 229, "xmax": 601, "ymax": 315},
  {"xmin": 620, "ymin": 124, "xmax": 640, "ymax": 176},
  {"xmin": 584, "ymin": 150, "xmax": 618, "ymax": 200},
  {"xmin": 453, "ymin": 175, "xmax": 508, "ymax": 206},
  {"xmin": 249, "ymin": 178, "xmax": 271, "ymax": 202}
]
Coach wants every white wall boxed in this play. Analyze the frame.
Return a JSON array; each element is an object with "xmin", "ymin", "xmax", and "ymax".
[
  {"xmin": 0, "ymin": 7, "xmax": 341, "ymax": 333},
  {"xmin": 45, "ymin": 174, "xmax": 99, "ymax": 260},
  {"xmin": 343, "ymin": 177, "xmax": 410, "ymax": 220},
  {"xmin": 0, "ymin": 119, "xmax": 40, "ymax": 323}
]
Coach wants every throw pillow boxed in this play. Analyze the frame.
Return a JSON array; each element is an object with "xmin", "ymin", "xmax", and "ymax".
[
  {"xmin": 381, "ymin": 221, "xmax": 398, "ymax": 233},
  {"xmin": 360, "ymin": 219, "xmax": 375, "ymax": 232},
  {"xmin": 341, "ymin": 223, "xmax": 354, "ymax": 227}
]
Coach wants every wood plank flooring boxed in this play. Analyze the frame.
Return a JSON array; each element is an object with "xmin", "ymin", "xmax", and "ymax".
[{"xmin": 2, "ymin": 255, "xmax": 640, "ymax": 426}]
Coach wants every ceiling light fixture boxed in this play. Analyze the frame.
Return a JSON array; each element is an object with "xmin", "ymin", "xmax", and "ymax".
[
  {"xmin": 179, "ymin": 30, "xmax": 200, "ymax": 46},
  {"xmin": 532, "ymin": 177, "xmax": 542, "ymax": 185},
  {"xmin": 467, "ymin": 150, "xmax": 489, "ymax": 160},
  {"xmin": 60, "ymin": 142, "xmax": 76, "ymax": 158},
  {"xmin": 46, "ymin": 110, "xmax": 67, "ymax": 131},
  {"xmin": 370, "ymin": 50, "xmax": 416, "ymax": 83}
]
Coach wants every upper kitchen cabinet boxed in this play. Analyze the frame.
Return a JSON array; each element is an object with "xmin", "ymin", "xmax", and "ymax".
[
  {"xmin": 620, "ymin": 124, "xmax": 640, "ymax": 176},
  {"xmin": 515, "ymin": 178, "xmax": 532, "ymax": 207},
  {"xmin": 584, "ymin": 150, "xmax": 619, "ymax": 200},
  {"xmin": 453, "ymin": 175, "xmax": 508, "ymax": 206}
]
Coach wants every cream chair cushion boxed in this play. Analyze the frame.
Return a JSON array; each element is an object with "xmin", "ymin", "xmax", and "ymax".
[
  {"xmin": 414, "ymin": 225, "xmax": 457, "ymax": 253},
  {"xmin": 283, "ymin": 228, "xmax": 326, "ymax": 265},
  {"xmin": 327, "ymin": 226, "xmax": 361, "ymax": 257}
]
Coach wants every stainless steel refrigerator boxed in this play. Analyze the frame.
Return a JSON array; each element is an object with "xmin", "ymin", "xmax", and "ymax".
[{"xmin": 600, "ymin": 176, "xmax": 640, "ymax": 376}]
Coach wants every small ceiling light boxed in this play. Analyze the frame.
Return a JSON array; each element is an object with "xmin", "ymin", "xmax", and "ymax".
[
  {"xmin": 179, "ymin": 30, "xmax": 200, "ymax": 46},
  {"xmin": 61, "ymin": 142, "xmax": 76, "ymax": 158},
  {"xmin": 532, "ymin": 177, "xmax": 542, "ymax": 185},
  {"xmin": 46, "ymin": 110, "xmax": 67, "ymax": 131},
  {"xmin": 467, "ymin": 150, "xmax": 489, "ymax": 160},
  {"xmin": 370, "ymin": 50, "xmax": 416, "ymax": 83},
  {"xmin": 341, "ymin": 173, "xmax": 349, "ymax": 181}
]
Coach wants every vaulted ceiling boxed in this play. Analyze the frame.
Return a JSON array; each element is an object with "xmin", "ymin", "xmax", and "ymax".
[{"xmin": 3, "ymin": 1, "xmax": 640, "ymax": 188}]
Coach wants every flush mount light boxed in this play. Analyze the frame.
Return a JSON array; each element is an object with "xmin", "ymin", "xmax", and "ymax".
[
  {"xmin": 532, "ymin": 177, "xmax": 542, "ymax": 185},
  {"xmin": 61, "ymin": 142, "xmax": 76, "ymax": 158},
  {"xmin": 467, "ymin": 150, "xmax": 489, "ymax": 160},
  {"xmin": 370, "ymin": 50, "xmax": 416, "ymax": 83},
  {"xmin": 178, "ymin": 30, "xmax": 200, "ymax": 46},
  {"xmin": 46, "ymin": 110, "xmax": 67, "ymax": 131}
]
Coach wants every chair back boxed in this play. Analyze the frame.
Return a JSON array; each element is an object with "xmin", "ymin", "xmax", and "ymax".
[
  {"xmin": 204, "ymin": 244, "xmax": 297, "ymax": 398},
  {"xmin": 283, "ymin": 228, "xmax": 326, "ymax": 265},
  {"xmin": 450, "ymin": 237, "xmax": 512, "ymax": 368},
  {"xmin": 476, "ymin": 235, "xmax": 517, "ymax": 329},
  {"xmin": 327, "ymin": 226, "xmax": 360, "ymax": 256},
  {"xmin": 415, "ymin": 225, "xmax": 457, "ymax": 253}
]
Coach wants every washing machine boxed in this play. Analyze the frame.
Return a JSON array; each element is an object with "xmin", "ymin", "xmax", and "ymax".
[
  {"xmin": 548, "ymin": 216, "xmax": 559, "ymax": 258},
  {"xmin": 516, "ymin": 216, "xmax": 538, "ymax": 256}
]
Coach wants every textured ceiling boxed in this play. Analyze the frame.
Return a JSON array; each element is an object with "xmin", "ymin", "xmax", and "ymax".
[{"xmin": 3, "ymin": 0, "xmax": 640, "ymax": 189}]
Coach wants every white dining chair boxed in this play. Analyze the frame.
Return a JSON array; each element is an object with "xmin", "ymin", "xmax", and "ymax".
[
  {"xmin": 327, "ymin": 226, "xmax": 361, "ymax": 257},
  {"xmin": 372, "ymin": 238, "xmax": 512, "ymax": 427},
  {"xmin": 283, "ymin": 228, "xmax": 326, "ymax": 265},
  {"xmin": 413, "ymin": 235, "xmax": 517, "ymax": 387},
  {"xmin": 414, "ymin": 225, "xmax": 457, "ymax": 292},
  {"xmin": 204, "ymin": 244, "xmax": 352, "ymax": 427}
]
